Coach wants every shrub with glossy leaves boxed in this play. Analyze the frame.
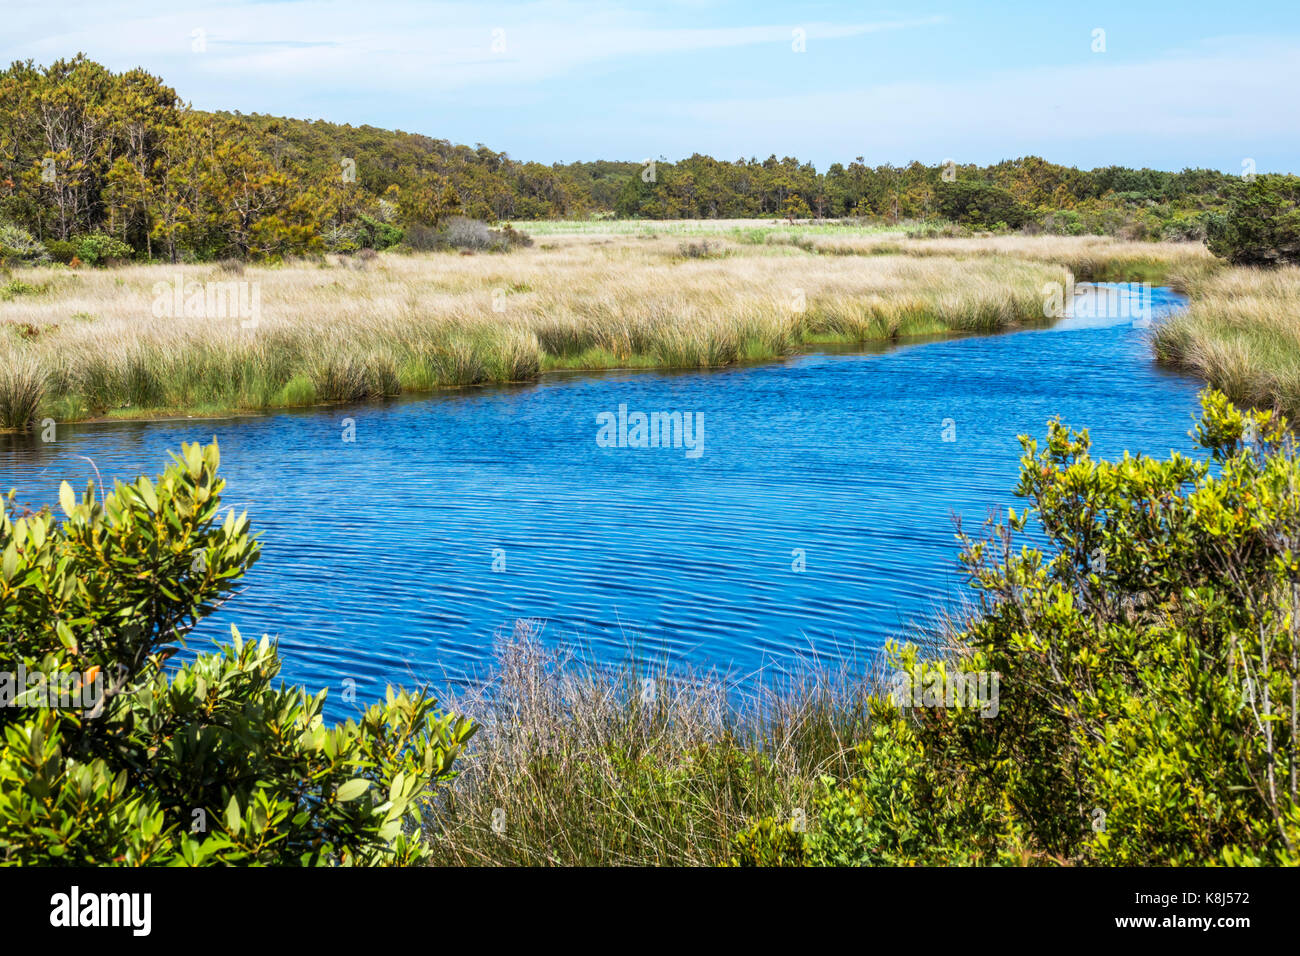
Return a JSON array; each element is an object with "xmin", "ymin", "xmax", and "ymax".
[
  {"xmin": 735, "ymin": 391, "xmax": 1300, "ymax": 866},
  {"xmin": 0, "ymin": 441, "xmax": 474, "ymax": 864}
]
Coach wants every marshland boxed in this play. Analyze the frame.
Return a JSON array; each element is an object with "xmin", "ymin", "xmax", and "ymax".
[
  {"xmin": 6, "ymin": 216, "xmax": 1300, "ymax": 870},
  {"xmin": 0, "ymin": 226, "xmax": 1233, "ymax": 427},
  {"xmin": 4, "ymin": 48, "xmax": 1300, "ymax": 873}
]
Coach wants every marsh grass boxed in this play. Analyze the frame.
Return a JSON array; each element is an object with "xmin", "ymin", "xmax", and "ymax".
[
  {"xmin": 0, "ymin": 355, "xmax": 46, "ymax": 429},
  {"xmin": 425, "ymin": 621, "xmax": 883, "ymax": 866},
  {"xmin": 421, "ymin": 594, "xmax": 982, "ymax": 868},
  {"xmin": 1153, "ymin": 265, "xmax": 1300, "ymax": 420},
  {"xmin": 509, "ymin": 218, "xmax": 909, "ymax": 239},
  {"xmin": 0, "ymin": 231, "xmax": 1215, "ymax": 424}
]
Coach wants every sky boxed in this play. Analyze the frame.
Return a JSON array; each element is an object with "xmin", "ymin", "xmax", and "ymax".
[{"xmin": 4, "ymin": 0, "xmax": 1299, "ymax": 173}]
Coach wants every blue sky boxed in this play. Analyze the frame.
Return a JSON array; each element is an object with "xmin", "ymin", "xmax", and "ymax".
[{"xmin": 5, "ymin": 0, "xmax": 1299, "ymax": 173}]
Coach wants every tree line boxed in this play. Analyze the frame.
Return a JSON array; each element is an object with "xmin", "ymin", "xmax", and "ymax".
[{"xmin": 0, "ymin": 55, "xmax": 1256, "ymax": 262}]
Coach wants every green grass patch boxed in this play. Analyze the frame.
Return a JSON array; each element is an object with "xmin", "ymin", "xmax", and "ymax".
[{"xmin": 272, "ymin": 374, "xmax": 318, "ymax": 407}]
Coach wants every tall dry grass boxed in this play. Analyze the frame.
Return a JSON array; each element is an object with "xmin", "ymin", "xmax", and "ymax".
[
  {"xmin": 757, "ymin": 232, "xmax": 1220, "ymax": 287},
  {"xmin": 0, "ymin": 355, "xmax": 46, "ymax": 429},
  {"xmin": 425, "ymin": 620, "xmax": 885, "ymax": 866},
  {"xmin": 0, "ymin": 230, "xmax": 1212, "ymax": 424},
  {"xmin": 1153, "ymin": 264, "xmax": 1300, "ymax": 420}
]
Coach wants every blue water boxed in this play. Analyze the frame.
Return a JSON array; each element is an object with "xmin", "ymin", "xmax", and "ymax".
[{"xmin": 1, "ymin": 286, "xmax": 1203, "ymax": 715}]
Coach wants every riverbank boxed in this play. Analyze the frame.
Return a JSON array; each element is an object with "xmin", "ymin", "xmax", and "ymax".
[
  {"xmin": 0, "ymin": 228, "xmax": 1219, "ymax": 428},
  {"xmin": 421, "ymin": 384, "xmax": 1300, "ymax": 867},
  {"xmin": 1152, "ymin": 264, "xmax": 1300, "ymax": 420},
  {"xmin": 424, "ymin": 624, "xmax": 882, "ymax": 866}
]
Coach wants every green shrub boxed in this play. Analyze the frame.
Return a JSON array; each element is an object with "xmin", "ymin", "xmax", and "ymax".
[
  {"xmin": 322, "ymin": 215, "xmax": 405, "ymax": 254},
  {"xmin": 951, "ymin": 390, "xmax": 1300, "ymax": 864},
  {"xmin": 734, "ymin": 391, "xmax": 1300, "ymax": 866},
  {"xmin": 0, "ymin": 277, "xmax": 50, "ymax": 301},
  {"xmin": 43, "ymin": 239, "xmax": 77, "ymax": 265},
  {"xmin": 733, "ymin": 714, "xmax": 1027, "ymax": 866},
  {"xmin": 1206, "ymin": 174, "xmax": 1300, "ymax": 265},
  {"xmin": 1040, "ymin": 210, "xmax": 1086, "ymax": 236},
  {"xmin": 69, "ymin": 232, "xmax": 133, "ymax": 267},
  {"xmin": 0, "ymin": 223, "xmax": 50, "ymax": 266},
  {"xmin": 0, "ymin": 441, "xmax": 474, "ymax": 864},
  {"xmin": 1160, "ymin": 212, "xmax": 1208, "ymax": 242},
  {"xmin": 356, "ymin": 214, "xmax": 404, "ymax": 251}
]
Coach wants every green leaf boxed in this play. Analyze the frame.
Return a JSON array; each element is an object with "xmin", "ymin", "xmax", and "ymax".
[
  {"xmin": 59, "ymin": 480, "xmax": 76, "ymax": 517},
  {"xmin": 1, "ymin": 542, "xmax": 16, "ymax": 583},
  {"xmin": 224, "ymin": 795, "xmax": 242, "ymax": 835},
  {"xmin": 336, "ymin": 778, "xmax": 370, "ymax": 802}
]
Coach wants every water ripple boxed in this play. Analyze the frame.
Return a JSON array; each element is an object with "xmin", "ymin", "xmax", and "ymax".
[{"xmin": 0, "ymin": 288, "xmax": 1203, "ymax": 716}]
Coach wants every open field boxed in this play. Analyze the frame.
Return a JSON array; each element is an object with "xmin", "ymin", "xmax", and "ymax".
[
  {"xmin": 0, "ymin": 226, "xmax": 1225, "ymax": 426},
  {"xmin": 510, "ymin": 217, "xmax": 911, "ymax": 237},
  {"xmin": 522, "ymin": 218, "xmax": 1219, "ymax": 273}
]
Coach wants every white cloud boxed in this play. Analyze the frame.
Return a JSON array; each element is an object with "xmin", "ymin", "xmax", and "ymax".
[
  {"xmin": 656, "ymin": 36, "xmax": 1300, "ymax": 166},
  {"xmin": 3, "ymin": 4, "xmax": 1294, "ymax": 169},
  {"xmin": 0, "ymin": 0, "xmax": 944, "ymax": 92}
]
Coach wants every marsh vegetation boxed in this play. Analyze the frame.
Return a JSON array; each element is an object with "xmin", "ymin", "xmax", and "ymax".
[{"xmin": 1, "ymin": 228, "xmax": 1228, "ymax": 428}]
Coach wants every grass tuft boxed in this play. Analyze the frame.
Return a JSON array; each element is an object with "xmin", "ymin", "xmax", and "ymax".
[
  {"xmin": 1152, "ymin": 264, "xmax": 1300, "ymax": 420},
  {"xmin": 425, "ymin": 621, "xmax": 884, "ymax": 866},
  {"xmin": 0, "ymin": 355, "xmax": 47, "ymax": 429}
]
